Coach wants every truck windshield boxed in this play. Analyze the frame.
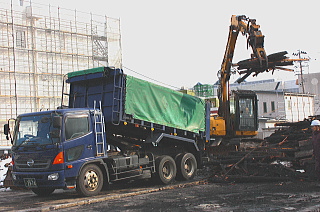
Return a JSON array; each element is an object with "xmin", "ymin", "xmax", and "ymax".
[{"xmin": 13, "ymin": 113, "xmax": 60, "ymax": 147}]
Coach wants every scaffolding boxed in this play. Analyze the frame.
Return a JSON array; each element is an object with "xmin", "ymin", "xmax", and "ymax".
[{"xmin": 0, "ymin": 0, "xmax": 122, "ymax": 145}]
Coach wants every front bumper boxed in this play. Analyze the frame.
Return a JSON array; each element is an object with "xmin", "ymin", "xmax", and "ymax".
[{"xmin": 12, "ymin": 170, "xmax": 66, "ymax": 189}]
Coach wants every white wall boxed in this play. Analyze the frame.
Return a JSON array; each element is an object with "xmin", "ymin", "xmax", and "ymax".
[{"xmin": 284, "ymin": 94, "xmax": 314, "ymax": 122}]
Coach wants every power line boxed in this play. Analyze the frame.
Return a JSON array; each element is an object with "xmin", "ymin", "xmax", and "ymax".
[{"xmin": 123, "ymin": 66, "xmax": 181, "ymax": 90}]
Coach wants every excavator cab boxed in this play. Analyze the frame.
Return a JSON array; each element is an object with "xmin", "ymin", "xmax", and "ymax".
[
  {"xmin": 230, "ymin": 90, "xmax": 258, "ymax": 136},
  {"xmin": 210, "ymin": 90, "xmax": 258, "ymax": 139}
]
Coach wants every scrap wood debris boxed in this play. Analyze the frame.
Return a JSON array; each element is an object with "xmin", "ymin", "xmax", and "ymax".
[
  {"xmin": 232, "ymin": 51, "xmax": 309, "ymax": 83},
  {"xmin": 204, "ymin": 118, "xmax": 317, "ymax": 183}
]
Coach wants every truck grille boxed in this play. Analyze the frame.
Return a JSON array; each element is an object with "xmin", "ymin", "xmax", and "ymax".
[{"xmin": 15, "ymin": 159, "xmax": 51, "ymax": 170}]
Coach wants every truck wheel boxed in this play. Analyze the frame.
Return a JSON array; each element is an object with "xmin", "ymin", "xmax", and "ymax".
[
  {"xmin": 31, "ymin": 188, "xmax": 55, "ymax": 196},
  {"xmin": 176, "ymin": 153, "xmax": 197, "ymax": 181},
  {"xmin": 76, "ymin": 164, "xmax": 103, "ymax": 196},
  {"xmin": 153, "ymin": 155, "xmax": 176, "ymax": 184}
]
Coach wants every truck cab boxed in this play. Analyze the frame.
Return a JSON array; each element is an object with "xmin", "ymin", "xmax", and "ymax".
[{"xmin": 8, "ymin": 109, "xmax": 100, "ymax": 195}]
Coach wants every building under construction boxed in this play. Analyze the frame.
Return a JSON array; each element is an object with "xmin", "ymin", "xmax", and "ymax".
[{"xmin": 0, "ymin": 0, "xmax": 122, "ymax": 145}]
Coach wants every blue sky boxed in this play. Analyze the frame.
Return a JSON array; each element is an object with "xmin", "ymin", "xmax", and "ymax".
[{"xmin": 27, "ymin": 0, "xmax": 320, "ymax": 88}]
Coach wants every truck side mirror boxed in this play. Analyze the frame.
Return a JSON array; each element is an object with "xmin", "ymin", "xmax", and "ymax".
[
  {"xmin": 50, "ymin": 129, "xmax": 61, "ymax": 139},
  {"xmin": 4, "ymin": 124, "xmax": 9, "ymax": 136},
  {"xmin": 53, "ymin": 116, "xmax": 62, "ymax": 128}
]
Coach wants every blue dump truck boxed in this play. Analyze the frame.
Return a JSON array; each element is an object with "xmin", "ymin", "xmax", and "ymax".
[{"xmin": 4, "ymin": 67, "xmax": 210, "ymax": 196}]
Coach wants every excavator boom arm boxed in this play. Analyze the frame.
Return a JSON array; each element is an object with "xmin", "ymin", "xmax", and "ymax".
[{"xmin": 219, "ymin": 15, "xmax": 267, "ymax": 119}]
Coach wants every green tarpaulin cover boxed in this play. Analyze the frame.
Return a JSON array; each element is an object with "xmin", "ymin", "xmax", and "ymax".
[
  {"xmin": 67, "ymin": 67, "xmax": 105, "ymax": 78},
  {"xmin": 125, "ymin": 75, "xmax": 206, "ymax": 133}
]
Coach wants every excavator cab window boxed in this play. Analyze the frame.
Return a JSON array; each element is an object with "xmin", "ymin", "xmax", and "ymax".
[
  {"xmin": 238, "ymin": 97, "xmax": 255, "ymax": 130},
  {"xmin": 231, "ymin": 90, "xmax": 258, "ymax": 133}
]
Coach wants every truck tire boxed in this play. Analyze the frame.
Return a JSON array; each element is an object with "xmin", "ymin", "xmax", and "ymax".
[
  {"xmin": 153, "ymin": 155, "xmax": 176, "ymax": 184},
  {"xmin": 31, "ymin": 188, "xmax": 55, "ymax": 196},
  {"xmin": 176, "ymin": 153, "xmax": 197, "ymax": 181},
  {"xmin": 76, "ymin": 164, "xmax": 103, "ymax": 196}
]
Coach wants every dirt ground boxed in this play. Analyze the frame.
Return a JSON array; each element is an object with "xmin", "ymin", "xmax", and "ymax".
[
  {"xmin": 57, "ymin": 179, "xmax": 320, "ymax": 212},
  {"xmin": 1, "ymin": 164, "xmax": 320, "ymax": 211},
  {"xmin": 2, "ymin": 176, "xmax": 320, "ymax": 211}
]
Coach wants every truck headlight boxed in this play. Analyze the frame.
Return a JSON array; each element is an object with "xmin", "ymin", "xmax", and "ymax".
[{"xmin": 48, "ymin": 173, "xmax": 59, "ymax": 181}]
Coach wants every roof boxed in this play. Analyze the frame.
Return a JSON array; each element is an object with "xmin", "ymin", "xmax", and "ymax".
[
  {"xmin": 17, "ymin": 108, "xmax": 93, "ymax": 117},
  {"xmin": 253, "ymin": 90, "xmax": 315, "ymax": 97}
]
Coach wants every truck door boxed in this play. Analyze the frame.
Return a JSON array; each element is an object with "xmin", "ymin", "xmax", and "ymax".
[{"xmin": 63, "ymin": 113, "xmax": 95, "ymax": 176}]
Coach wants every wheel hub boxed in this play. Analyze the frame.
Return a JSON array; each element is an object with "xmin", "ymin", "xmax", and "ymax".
[
  {"xmin": 162, "ymin": 162, "xmax": 172, "ymax": 179},
  {"xmin": 184, "ymin": 159, "xmax": 193, "ymax": 176},
  {"xmin": 85, "ymin": 170, "xmax": 98, "ymax": 191}
]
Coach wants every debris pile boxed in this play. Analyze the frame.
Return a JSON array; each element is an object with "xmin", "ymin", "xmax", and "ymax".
[{"xmin": 204, "ymin": 120, "xmax": 316, "ymax": 182}]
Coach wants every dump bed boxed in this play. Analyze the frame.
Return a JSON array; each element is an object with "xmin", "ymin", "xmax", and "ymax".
[{"xmin": 67, "ymin": 67, "xmax": 206, "ymax": 133}]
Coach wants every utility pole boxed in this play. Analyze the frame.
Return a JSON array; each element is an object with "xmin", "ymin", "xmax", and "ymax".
[{"xmin": 293, "ymin": 50, "xmax": 308, "ymax": 93}]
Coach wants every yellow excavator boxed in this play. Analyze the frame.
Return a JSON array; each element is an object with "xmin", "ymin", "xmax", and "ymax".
[{"xmin": 210, "ymin": 15, "xmax": 288, "ymax": 146}]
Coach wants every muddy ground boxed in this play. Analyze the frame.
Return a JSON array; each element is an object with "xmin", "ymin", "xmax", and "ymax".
[
  {"xmin": 2, "ymin": 173, "xmax": 320, "ymax": 212},
  {"xmin": 56, "ymin": 179, "xmax": 320, "ymax": 212},
  {"xmin": 1, "ymin": 151, "xmax": 320, "ymax": 212}
]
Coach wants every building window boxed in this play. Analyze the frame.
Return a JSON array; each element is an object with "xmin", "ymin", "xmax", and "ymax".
[
  {"xmin": 288, "ymin": 100, "xmax": 292, "ymax": 110},
  {"xmin": 263, "ymin": 102, "xmax": 267, "ymax": 113},
  {"xmin": 271, "ymin": 101, "xmax": 275, "ymax": 112},
  {"xmin": 16, "ymin": 30, "xmax": 26, "ymax": 48}
]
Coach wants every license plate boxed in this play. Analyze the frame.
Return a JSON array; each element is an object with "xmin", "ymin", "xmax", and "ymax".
[{"xmin": 24, "ymin": 178, "xmax": 37, "ymax": 188}]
